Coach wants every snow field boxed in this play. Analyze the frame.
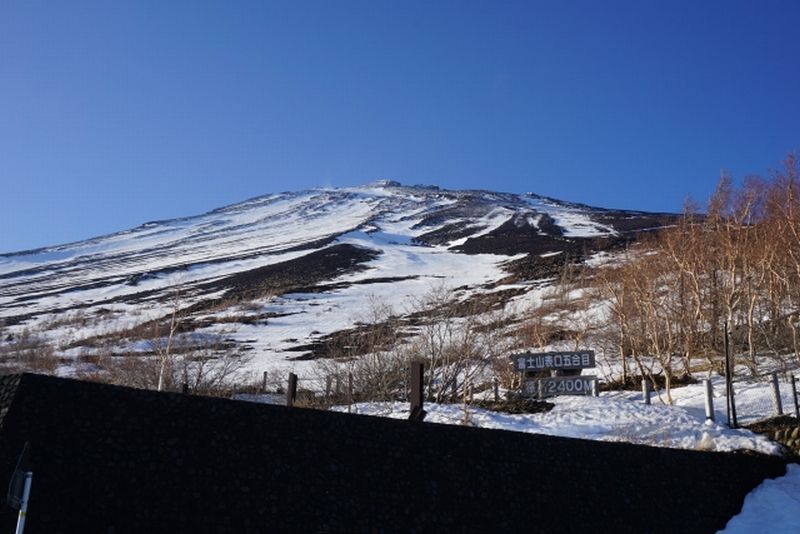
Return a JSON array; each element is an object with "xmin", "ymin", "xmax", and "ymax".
[{"xmin": 333, "ymin": 389, "xmax": 780, "ymax": 455}]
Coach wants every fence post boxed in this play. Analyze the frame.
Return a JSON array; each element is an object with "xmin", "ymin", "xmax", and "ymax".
[
  {"xmin": 286, "ymin": 373, "xmax": 297, "ymax": 408},
  {"xmin": 262, "ymin": 371, "xmax": 268, "ymax": 393},
  {"xmin": 347, "ymin": 372, "xmax": 353, "ymax": 414},
  {"xmin": 493, "ymin": 378, "xmax": 499, "ymax": 402},
  {"xmin": 792, "ymin": 375, "xmax": 800, "ymax": 419},
  {"xmin": 409, "ymin": 361, "xmax": 426, "ymax": 421},
  {"xmin": 703, "ymin": 379, "xmax": 715, "ymax": 422},
  {"xmin": 641, "ymin": 379, "xmax": 651, "ymax": 405},
  {"xmin": 770, "ymin": 373, "xmax": 783, "ymax": 416}
]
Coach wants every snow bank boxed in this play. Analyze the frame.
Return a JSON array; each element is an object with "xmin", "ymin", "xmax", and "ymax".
[
  {"xmin": 334, "ymin": 392, "xmax": 780, "ymax": 455},
  {"xmin": 719, "ymin": 463, "xmax": 800, "ymax": 533}
]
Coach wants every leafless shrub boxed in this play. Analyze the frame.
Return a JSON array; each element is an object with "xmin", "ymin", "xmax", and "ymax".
[
  {"xmin": 402, "ymin": 285, "xmax": 515, "ymax": 403},
  {"xmin": 314, "ymin": 298, "xmax": 410, "ymax": 405},
  {"xmin": 310, "ymin": 286, "xmax": 516, "ymax": 407},
  {"xmin": 84, "ymin": 333, "xmax": 252, "ymax": 396},
  {"xmin": 0, "ymin": 328, "xmax": 60, "ymax": 374}
]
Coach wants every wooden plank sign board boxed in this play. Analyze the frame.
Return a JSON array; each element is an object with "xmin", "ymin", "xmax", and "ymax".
[{"xmin": 513, "ymin": 350, "xmax": 595, "ymax": 372}]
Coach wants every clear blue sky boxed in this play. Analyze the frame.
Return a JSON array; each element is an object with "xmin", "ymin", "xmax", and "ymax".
[{"xmin": 1, "ymin": 1, "xmax": 798, "ymax": 253}]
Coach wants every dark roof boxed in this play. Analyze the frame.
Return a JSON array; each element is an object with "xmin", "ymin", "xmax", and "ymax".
[{"xmin": 0, "ymin": 373, "xmax": 787, "ymax": 533}]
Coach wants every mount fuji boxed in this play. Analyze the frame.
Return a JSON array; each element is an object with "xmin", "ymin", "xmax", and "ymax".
[{"xmin": 0, "ymin": 181, "xmax": 676, "ymax": 376}]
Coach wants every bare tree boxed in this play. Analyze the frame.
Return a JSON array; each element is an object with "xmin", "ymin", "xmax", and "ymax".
[
  {"xmin": 153, "ymin": 287, "xmax": 182, "ymax": 392},
  {"xmin": 592, "ymin": 155, "xmax": 800, "ymax": 395}
]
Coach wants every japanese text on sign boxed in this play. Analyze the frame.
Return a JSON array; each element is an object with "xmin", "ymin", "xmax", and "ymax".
[
  {"xmin": 513, "ymin": 351, "xmax": 595, "ymax": 372},
  {"xmin": 523, "ymin": 376, "xmax": 597, "ymax": 398}
]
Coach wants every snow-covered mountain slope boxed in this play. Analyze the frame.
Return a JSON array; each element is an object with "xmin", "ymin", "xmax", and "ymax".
[{"xmin": 0, "ymin": 181, "xmax": 675, "ymax": 372}]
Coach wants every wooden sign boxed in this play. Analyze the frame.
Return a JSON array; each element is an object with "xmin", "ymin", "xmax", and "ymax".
[{"xmin": 512, "ymin": 350, "xmax": 595, "ymax": 372}]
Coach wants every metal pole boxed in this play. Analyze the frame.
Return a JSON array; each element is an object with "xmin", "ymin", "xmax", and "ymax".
[
  {"xmin": 493, "ymin": 378, "xmax": 499, "ymax": 402},
  {"xmin": 641, "ymin": 379, "xmax": 650, "ymax": 405},
  {"xmin": 724, "ymin": 357, "xmax": 731, "ymax": 426},
  {"xmin": 262, "ymin": 371, "xmax": 268, "ymax": 393},
  {"xmin": 15, "ymin": 472, "xmax": 32, "ymax": 534},
  {"xmin": 703, "ymin": 379, "xmax": 715, "ymax": 422},
  {"xmin": 792, "ymin": 375, "xmax": 799, "ymax": 419},
  {"xmin": 770, "ymin": 373, "xmax": 783, "ymax": 416},
  {"xmin": 724, "ymin": 321, "xmax": 738, "ymax": 428}
]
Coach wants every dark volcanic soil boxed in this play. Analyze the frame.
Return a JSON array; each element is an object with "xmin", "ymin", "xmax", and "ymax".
[{"xmin": 196, "ymin": 243, "xmax": 380, "ymax": 302}]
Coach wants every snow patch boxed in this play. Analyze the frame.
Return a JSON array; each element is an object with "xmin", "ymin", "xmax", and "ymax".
[
  {"xmin": 719, "ymin": 463, "xmax": 800, "ymax": 533},
  {"xmin": 333, "ymin": 393, "xmax": 779, "ymax": 455}
]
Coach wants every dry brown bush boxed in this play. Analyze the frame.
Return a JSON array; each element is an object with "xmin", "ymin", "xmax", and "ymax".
[{"xmin": 0, "ymin": 328, "xmax": 60, "ymax": 374}]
